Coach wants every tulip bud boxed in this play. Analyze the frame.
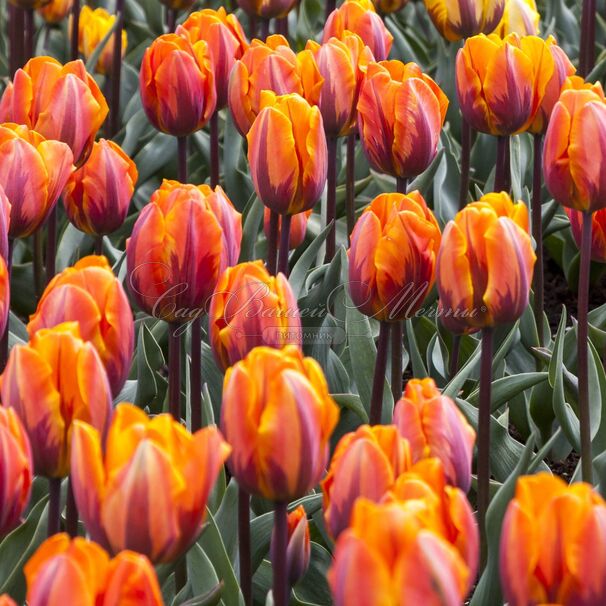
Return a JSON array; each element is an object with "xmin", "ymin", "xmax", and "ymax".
[
  {"xmin": 271, "ymin": 505, "xmax": 310, "ymax": 586},
  {"xmin": 456, "ymin": 33, "xmax": 556, "ymax": 136},
  {"xmin": 323, "ymin": 0, "xmax": 393, "ymax": 61},
  {"xmin": 348, "ymin": 191, "xmax": 441, "ymax": 322},
  {"xmin": 424, "ymin": 0, "xmax": 505, "ymax": 40},
  {"xmin": 37, "ymin": 0, "xmax": 72, "ymax": 23},
  {"xmin": 322, "ymin": 424, "xmax": 412, "ymax": 538},
  {"xmin": 496, "ymin": 0, "xmax": 540, "ymax": 36},
  {"xmin": 0, "ymin": 406, "xmax": 33, "ymax": 537},
  {"xmin": 372, "ymin": 0, "xmax": 408, "ymax": 14},
  {"xmin": 0, "ymin": 123, "xmax": 73, "ymax": 238},
  {"xmin": 78, "ymin": 6, "xmax": 127, "ymax": 74},
  {"xmin": 263, "ymin": 208, "xmax": 311, "ymax": 250},
  {"xmin": 139, "ymin": 34, "xmax": 217, "ymax": 137},
  {"xmin": 305, "ymin": 34, "xmax": 373, "ymax": 137},
  {"xmin": 62, "ymin": 139, "xmax": 137, "ymax": 237},
  {"xmin": 70, "ymin": 404, "xmax": 230, "ymax": 562},
  {"xmin": 357, "ymin": 61, "xmax": 448, "ymax": 180},
  {"xmin": 500, "ymin": 473, "xmax": 606, "ymax": 606},
  {"xmin": 178, "ymin": 8, "xmax": 248, "ymax": 109},
  {"xmin": 126, "ymin": 180, "xmax": 241, "ymax": 323},
  {"xmin": 1, "ymin": 322, "xmax": 112, "ymax": 478},
  {"xmin": 27, "ymin": 256, "xmax": 135, "ymax": 397},
  {"xmin": 543, "ymin": 83, "xmax": 606, "ymax": 213},
  {"xmin": 237, "ymin": 0, "xmax": 297, "ymax": 21},
  {"xmin": 394, "ymin": 378, "xmax": 475, "ymax": 492},
  {"xmin": 222, "ymin": 346, "xmax": 339, "ymax": 502},
  {"xmin": 436, "ymin": 197, "xmax": 535, "ymax": 335},
  {"xmin": 248, "ymin": 92, "xmax": 328, "ymax": 216},
  {"xmin": 24, "ymin": 534, "xmax": 164, "ymax": 605},
  {"xmin": 566, "ymin": 208, "xmax": 606, "ymax": 263},
  {"xmin": 0, "ymin": 57, "xmax": 108, "ymax": 166},
  {"xmin": 208, "ymin": 261, "xmax": 301, "ymax": 370}
]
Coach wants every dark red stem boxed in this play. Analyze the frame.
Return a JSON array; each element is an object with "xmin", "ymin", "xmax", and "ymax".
[{"xmin": 369, "ymin": 321, "xmax": 391, "ymax": 425}]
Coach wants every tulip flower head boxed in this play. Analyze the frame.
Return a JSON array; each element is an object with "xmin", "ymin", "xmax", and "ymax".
[
  {"xmin": 126, "ymin": 180, "xmax": 242, "ymax": 323},
  {"xmin": 566, "ymin": 208, "xmax": 606, "ymax": 263},
  {"xmin": 322, "ymin": 424, "xmax": 412, "ymax": 538},
  {"xmin": 0, "ymin": 596, "xmax": 16, "ymax": 606},
  {"xmin": 394, "ymin": 378, "xmax": 475, "ymax": 492},
  {"xmin": 25, "ymin": 534, "xmax": 164, "ymax": 605},
  {"xmin": 348, "ymin": 191, "xmax": 441, "ymax": 322},
  {"xmin": 372, "ymin": 0, "xmax": 408, "ymax": 14},
  {"xmin": 37, "ymin": 0, "xmax": 73, "ymax": 23},
  {"xmin": 247, "ymin": 91, "xmax": 328, "ymax": 216},
  {"xmin": 263, "ymin": 207, "xmax": 311, "ymax": 250},
  {"xmin": 0, "ymin": 123, "xmax": 73, "ymax": 239},
  {"xmin": 0, "ymin": 186, "xmax": 9, "ymax": 264},
  {"xmin": 139, "ymin": 34, "xmax": 216, "ymax": 137},
  {"xmin": 0, "ymin": 406, "xmax": 33, "ymax": 537},
  {"xmin": 237, "ymin": 0, "xmax": 297, "ymax": 20},
  {"xmin": 1, "ymin": 322, "xmax": 112, "ymax": 478},
  {"xmin": 323, "ymin": 0, "xmax": 393, "ymax": 61},
  {"xmin": 500, "ymin": 473, "xmax": 606, "ymax": 606},
  {"xmin": 496, "ymin": 0, "xmax": 540, "ymax": 37},
  {"xmin": 63, "ymin": 139, "xmax": 137, "ymax": 237},
  {"xmin": 465, "ymin": 191, "xmax": 530, "ymax": 230},
  {"xmin": 70, "ymin": 404, "xmax": 230, "ymax": 562},
  {"xmin": 78, "ymin": 6, "xmax": 127, "ymax": 74},
  {"xmin": 0, "ymin": 57, "xmax": 108, "ymax": 165},
  {"xmin": 357, "ymin": 60, "xmax": 448, "ymax": 179},
  {"xmin": 424, "ymin": 0, "xmax": 505, "ymax": 41},
  {"xmin": 27, "ymin": 256, "xmax": 135, "ymax": 397},
  {"xmin": 436, "ymin": 197, "xmax": 535, "ymax": 335},
  {"xmin": 271, "ymin": 505, "xmax": 311, "ymax": 586},
  {"xmin": 222, "ymin": 346, "xmax": 339, "ymax": 502},
  {"xmin": 0, "ymin": 257, "xmax": 10, "ymax": 354}
]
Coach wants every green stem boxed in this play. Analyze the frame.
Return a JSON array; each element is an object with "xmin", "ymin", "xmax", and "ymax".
[{"xmin": 369, "ymin": 322, "xmax": 390, "ymax": 425}]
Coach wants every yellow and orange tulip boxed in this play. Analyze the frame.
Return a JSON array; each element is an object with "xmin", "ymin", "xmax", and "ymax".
[
  {"xmin": 126, "ymin": 180, "xmax": 242, "ymax": 323},
  {"xmin": 322, "ymin": 424, "xmax": 412, "ymax": 538},
  {"xmin": 25, "ymin": 534, "xmax": 164, "ymax": 605},
  {"xmin": 0, "ymin": 406, "xmax": 32, "ymax": 537},
  {"xmin": 263, "ymin": 207, "xmax": 311, "ymax": 250},
  {"xmin": 566, "ymin": 208, "xmax": 606, "ymax": 263},
  {"xmin": 247, "ymin": 92, "xmax": 327, "ymax": 216},
  {"xmin": 465, "ymin": 191, "xmax": 530, "ymax": 230},
  {"xmin": 0, "ymin": 186, "xmax": 10, "ymax": 262},
  {"xmin": 348, "ymin": 191, "xmax": 441, "ymax": 322},
  {"xmin": 1, "ymin": 322, "xmax": 112, "ymax": 478},
  {"xmin": 357, "ymin": 60, "xmax": 448, "ymax": 179},
  {"xmin": 500, "ymin": 473, "xmax": 606, "ymax": 606},
  {"xmin": 0, "ymin": 57, "xmax": 108, "ymax": 165},
  {"xmin": 221, "ymin": 346, "xmax": 339, "ymax": 502},
  {"xmin": 271, "ymin": 505, "xmax": 311, "ymax": 586},
  {"xmin": 70, "ymin": 403, "xmax": 230, "ymax": 562},
  {"xmin": 0, "ymin": 123, "xmax": 73, "ymax": 239},
  {"xmin": 78, "ymin": 6, "xmax": 127, "ymax": 74},
  {"xmin": 37, "ymin": 0, "xmax": 72, "ymax": 23},
  {"xmin": 139, "ymin": 34, "xmax": 216, "ymax": 137},
  {"xmin": 27, "ymin": 256, "xmax": 135, "ymax": 397},
  {"xmin": 496, "ymin": 0, "xmax": 540, "ymax": 36},
  {"xmin": 63, "ymin": 139, "xmax": 137, "ymax": 237},
  {"xmin": 424, "ymin": 0, "xmax": 505, "ymax": 40},
  {"xmin": 436, "ymin": 196, "xmax": 535, "ymax": 334}
]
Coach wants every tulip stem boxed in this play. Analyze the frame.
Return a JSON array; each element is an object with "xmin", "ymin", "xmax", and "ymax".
[
  {"xmin": 168, "ymin": 323, "xmax": 181, "ymax": 420},
  {"xmin": 580, "ymin": 0, "xmax": 597, "ymax": 76},
  {"xmin": 459, "ymin": 118, "xmax": 471, "ymax": 210},
  {"xmin": 48, "ymin": 477, "xmax": 62, "ymax": 537},
  {"xmin": 24, "ymin": 8, "xmax": 34, "ymax": 61},
  {"xmin": 249, "ymin": 15, "xmax": 257, "ymax": 39},
  {"xmin": 210, "ymin": 112, "xmax": 219, "ymax": 188},
  {"xmin": 396, "ymin": 177, "xmax": 407, "ymax": 195},
  {"xmin": 494, "ymin": 136, "xmax": 509, "ymax": 193},
  {"xmin": 276, "ymin": 16, "xmax": 288, "ymax": 39},
  {"xmin": 532, "ymin": 134, "xmax": 545, "ymax": 346},
  {"xmin": 277, "ymin": 214, "xmax": 291, "ymax": 277},
  {"xmin": 390, "ymin": 320, "xmax": 403, "ymax": 403},
  {"xmin": 325, "ymin": 135, "xmax": 338, "ymax": 264},
  {"xmin": 449, "ymin": 335, "xmax": 461, "ymax": 379},
  {"xmin": 66, "ymin": 478, "xmax": 78, "ymax": 537},
  {"xmin": 239, "ymin": 487, "xmax": 252, "ymax": 606},
  {"xmin": 190, "ymin": 318, "xmax": 202, "ymax": 432},
  {"xmin": 70, "ymin": 0, "xmax": 80, "ymax": 60},
  {"xmin": 46, "ymin": 206, "xmax": 57, "ymax": 283},
  {"xmin": 478, "ymin": 327, "xmax": 493, "ymax": 569},
  {"xmin": 325, "ymin": 0, "xmax": 336, "ymax": 19},
  {"xmin": 346, "ymin": 133, "xmax": 356, "ymax": 240},
  {"xmin": 34, "ymin": 231, "xmax": 45, "ymax": 297},
  {"xmin": 177, "ymin": 136, "xmax": 188, "ymax": 182},
  {"xmin": 273, "ymin": 501, "xmax": 289, "ymax": 606},
  {"xmin": 259, "ymin": 19, "xmax": 269, "ymax": 40},
  {"xmin": 166, "ymin": 9, "xmax": 177, "ymax": 33},
  {"xmin": 175, "ymin": 558, "xmax": 187, "ymax": 593},
  {"xmin": 578, "ymin": 211, "xmax": 593, "ymax": 483},
  {"xmin": 9, "ymin": 5, "xmax": 25, "ymax": 78},
  {"xmin": 108, "ymin": 0, "xmax": 125, "ymax": 139},
  {"xmin": 0, "ymin": 240, "xmax": 13, "ymax": 371},
  {"xmin": 94, "ymin": 236, "xmax": 103, "ymax": 255},
  {"xmin": 370, "ymin": 321, "xmax": 391, "ymax": 425},
  {"xmin": 267, "ymin": 211, "xmax": 279, "ymax": 275}
]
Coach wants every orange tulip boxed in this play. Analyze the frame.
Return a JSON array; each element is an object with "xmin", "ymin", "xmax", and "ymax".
[
  {"xmin": 236, "ymin": 0, "xmax": 296, "ymax": 19},
  {"xmin": 566, "ymin": 208, "xmax": 606, "ymax": 263},
  {"xmin": 208, "ymin": 261, "xmax": 301, "ymax": 371},
  {"xmin": 436, "ymin": 196, "xmax": 535, "ymax": 335},
  {"xmin": 1, "ymin": 322, "xmax": 112, "ymax": 478},
  {"xmin": 70, "ymin": 403, "xmax": 230, "ymax": 562},
  {"xmin": 0, "ymin": 406, "xmax": 33, "ymax": 537},
  {"xmin": 126, "ymin": 180, "xmax": 242, "ymax": 323},
  {"xmin": 357, "ymin": 60, "xmax": 448, "ymax": 179},
  {"xmin": 456, "ymin": 33, "xmax": 556, "ymax": 136},
  {"xmin": 27, "ymin": 256, "xmax": 134, "ymax": 397},
  {"xmin": 500, "ymin": 473, "xmax": 606, "ymax": 606},
  {"xmin": 424, "ymin": 0, "xmax": 505, "ymax": 41},
  {"xmin": 24, "ymin": 534, "xmax": 164, "ymax": 605},
  {"xmin": 247, "ymin": 92, "xmax": 327, "ymax": 216},
  {"xmin": 0, "ymin": 257, "xmax": 10, "ymax": 348},
  {"xmin": 271, "ymin": 505, "xmax": 311, "ymax": 586},
  {"xmin": 62, "ymin": 139, "xmax": 137, "ymax": 237},
  {"xmin": 263, "ymin": 208, "xmax": 311, "ymax": 250},
  {"xmin": 495, "ymin": 0, "xmax": 540, "ymax": 36},
  {"xmin": 465, "ymin": 191, "xmax": 530, "ymax": 231},
  {"xmin": 0, "ymin": 596, "xmax": 16, "ymax": 606},
  {"xmin": 0, "ymin": 186, "xmax": 10, "ymax": 262},
  {"xmin": 394, "ymin": 378, "xmax": 475, "ymax": 492},
  {"xmin": 543, "ymin": 83, "xmax": 606, "ymax": 213},
  {"xmin": 37, "ymin": 0, "xmax": 72, "ymax": 23},
  {"xmin": 0, "ymin": 123, "xmax": 73, "ymax": 238},
  {"xmin": 0, "ymin": 57, "xmax": 108, "ymax": 165},
  {"xmin": 306, "ymin": 33, "xmax": 373, "ymax": 137},
  {"xmin": 323, "ymin": 0, "xmax": 393, "ymax": 61},
  {"xmin": 139, "ymin": 34, "xmax": 216, "ymax": 137},
  {"xmin": 348, "ymin": 191, "xmax": 441, "ymax": 322},
  {"xmin": 322, "ymin": 424, "xmax": 412, "ymax": 538},
  {"xmin": 221, "ymin": 346, "xmax": 339, "ymax": 502},
  {"xmin": 178, "ymin": 8, "xmax": 248, "ymax": 109},
  {"xmin": 78, "ymin": 6, "xmax": 127, "ymax": 74}
]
